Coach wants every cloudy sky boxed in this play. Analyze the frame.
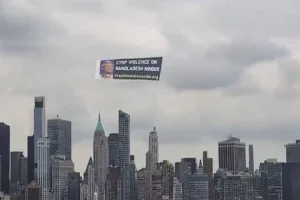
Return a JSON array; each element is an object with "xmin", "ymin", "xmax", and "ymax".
[{"xmin": 1, "ymin": 0, "xmax": 300, "ymax": 173}]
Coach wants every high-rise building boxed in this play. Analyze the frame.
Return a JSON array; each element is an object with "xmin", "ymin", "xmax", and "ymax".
[
  {"xmin": 27, "ymin": 136, "xmax": 35, "ymax": 184},
  {"xmin": 0, "ymin": 155, "xmax": 1, "ymax": 192},
  {"xmin": 93, "ymin": 113, "xmax": 109, "ymax": 200},
  {"xmin": 10, "ymin": 151, "xmax": 24, "ymax": 194},
  {"xmin": 118, "ymin": 110, "xmax": 130, "ymax": 200},
  {"xmin": 188, "ymin": 161, "xmax": 209, "ymax": 200},
  {"xmin": 173, "ymin": 177, "xmax": 183, "ymax": 200},
  {"xmin": 105, "ymin": 166, "xmax": 123, "ymax": 200},
  {"xmin": 0, "ymin": 122, "xmax": 10, "ymax": 194},
  {"xmin": 108, "ymin": 133, "xmax": 119, "ymax": 167},
  {"xmin": 285, "ymin": 139, "xmax": 300, "ymax": 162},
  {"xmin": 34, "ymin": 97, "xmax": 46, "ymax": 181},
  {"xmin": 145, "ymin": 151, "xmax": 154, "ymax": 200},
  {"xmin": 218, "ymin": 136, "xmax": 246, "ymax": 172},
  {"xmin": 202, "ymin": 151, "xmax": 213, "ymax": 200},
  {"xmin": 180, "ymin": 158, "xmax": 196, "ymax": 200},
  {"xmin": 37, "ymin": 138, "xmax": 50, "ymax": 200},
  {"xmin": 20, "ymin": 157, "xmax": 28, "ymax": 186},
  {"xmin": 130, "ymin": 155, "xmax": 138, "ymax": 200},
  {"xmin": 161, "ymin": 160, "xmax": 174, "ymax": 199},
  {"xmin": 249, "ymin": 145, "xmax": 254, "ymax": 172},
  {"xmin": 175, "ymin": 162, "xmax": 181, "ymax": 179},
  {"xmin": 68, "ymin": 172, "xmax": 81, "ymax": 200},
  {"xmin": 148, "ymin": 127, "xmax": 159, "ymax": 168},
  {"xmin": 51, "ymin": 155, "xmax": 74, "ymax": 200},
  {"xmin": 82, "ymin": 157, "xmax": 98, "ymax": 200},
  {"xmin": 25, "ymin": 181, "xmax": 42, "ymax": 200},
  {"xmin": 152, "ymin": 166, "xmax": 162, "ymax": 200},
  {"xmin": 137, "ymin": 168, "xmax": 146, "ymax": 200},
  {"xmin": 48, "ymin": 116, "xmax": 72, "ymax": 160}
]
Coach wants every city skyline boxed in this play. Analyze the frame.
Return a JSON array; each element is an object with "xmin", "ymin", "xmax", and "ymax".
[{"xmin": 1, "ymin": 0, "xmax": 299, "ymax": 185}]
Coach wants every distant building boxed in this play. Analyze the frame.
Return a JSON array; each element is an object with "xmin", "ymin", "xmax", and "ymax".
[
  {"xmin": 218, "ymin": 136, "xmax": 246, "ymax": 172},
  {"xmin": 173, "ymin": 177, "xmax": 183, "ymax": 200},
  {"xmin": 81, "ymin": 157, "xmax": 98, "ymax": 200},
  {"xmin": 145, "ymin": 151, "xmax": 154, "ymax": 200},
  {"xmin": 0, "ymin": 122, "xmax": 10, "ymax": 194},
  {"xmin": 105, "ymin": 166, "xmax": 123, "ymax": 200},
  {"xmin": 249, "ymin": 145, "xmax": 254, "ymax": 173},
  {"xmin": 161, "ymin": 161, "xmax": 174, "ymax": 199},
  {"xmin": 285, "ymin": 140, "xmax": 300, "ymax": 162},
  {"xmin": 36, "ymin": 138, "xmax": 50, "ymax": 200},
  {"xmin": 203, "ymin": 151, "xmax": 213, "ymax": 200},
  {"xmin": 180, "ymin": 158, "xmax": 197, "ymax": 200},
  {"xmin": 25, "ymin": 182, "xmax": 42, "ymax": 200},
  {"xmin": 10, "ymin": 151, "xmax": 24, "ymax": 194},
  {"xmin": 48, "ymin": 117, "xmax": 72, "ymax": 160},
  {"xmin": 68, "ymin": 172, "xmax": 80, "ymax": 200},
  {"xmin": 51, "ymin": 155, "xmax": 74, "ymax": 200},
  {"xmin": 20, "ymin": 157, "xmax": 28, "ymax": 186},
  {"xmin": 174, "ymin": 162, "xmax": 181, "ymax": 179},
  {"xmin": 149, "ymin": 127, "xmax": 159, "ymax": 168},
  {"xmin": 130, "ymin": 155, "xmax": 138, "ymax": 200},
  {"xmin": 27, "ymin": 136, "xmax": 34, "ymax": 184},
  {"xmin": 108, "ymin": 133, "xmax": 119, "ymax": 166},
  {"xmin": 137, "ymin": 168, "xmax": 146, "ymax": 200}
]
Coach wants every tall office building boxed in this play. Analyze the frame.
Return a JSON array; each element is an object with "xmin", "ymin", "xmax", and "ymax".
[
  {"xmin": 68, "ymin": 172, "xmax": 81, "ymax": 200},
  {"xmin": 0, "ymin": 123, "xmax": 10, "ymax": 194},
  {"xmin": 249, "ymin": 145, "xmax": 254, "ymax": 173},
  {"xmin": 118, "ymin": 110, "xmax": 130, "ymax": 200},
  {"xmin": 34, "ymin": 97, "xmax": 46, "ymax": 181},
  {"xmin": 0, "ymin": 155, "xmax": 1, "ymax": 192},
  {"xmin": 108, "ymin": 133, "xmax": 120, "ymax": 166},
  {"xmin": 161, "ymin": 160, "xmax": 174, "ymax": 199},
  {"xmin": 10, "ymin": 151, "xmax": 24, "ymax": 194},
  {"xmin": 82, "ymin": 157, "xmax": 98, "ymax": 200},
  {"xmin": 180, "ymin": 158, "xmax": 197, "ymax": 200},
  {"xmin": 48, "ymin": 116, "xmax": 72, "ymax": 160},
  {"xmin": 218, "ymin": 136, "xmax": 246, "ymax": 172},
  {"xmin": 188, "ymin": 161, "xmax": 209, "ymax": 200},
  {"xmin": 152, "ymin": 165, "xmax": 163, "ymax": 200},
  {"xmin": 173, "ymin": 177, "xmax": 183, "ymax": 200},
  {"xmin": 149, "ymin": 127, "xmax": 159, "ymax": 168},
  {"xmin": 130, "ymin": 155, "xmax": 138, "ymax": 200},
  {"xmin": 51, "ymin": 155, "xmax": 74, "ymax": 200},
  {"xmin": 175, "ymin": 162, "xmax": 181, "ymax": 179},
  {"xmin": 20, "ymin": 156, "xmax": 28, "ymax": 186},
  {"xmin": 137, "ymin": 168, "xmax": 147, "ymax": 200},
  {"xmin": 27, "ymin": 136, "xmax": 35, "ymax": 184},
  {"xmin": 202, "ymin": 151, "xmax": 213, "ymax": 200},
  {"xmin": 25, "ymin": 181, "xmax": 42, "ymax": 200},
  {"xmin": 93, "ymin": 113, "xmax": 109, "ymax": 200},
  {"xmin": 105, "ymin": 166, "xmax": 123, "ymax": 200},
  {"xmin": 285, "ymin": 139, "xmax": 300, "ymax": 162},
  {"xmin": 37, "ymin": 138, "xmax": 50, "ymax": 200},
  {"xmin": 145, "ymin": 151, "xmax": 154, "ymax": 200}
]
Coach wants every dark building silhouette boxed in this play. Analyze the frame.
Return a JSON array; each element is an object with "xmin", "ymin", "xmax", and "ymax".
[
  {"xmin": 175, "ymin": 162, "xmax": 181, "ymax": 179},
  {"xmin": 203, "ymin": 151, "xmax": 213, "ymax": 200},
  {"xmin": 10, "ymin": 151, "xmax": 24, "ymax": 194},
  {"xmin": 25, "ymin": 181, "xmax": 42, "ymax": 200},
  {"xmin": 249, "ymin": 144, "xmax": 254, "ymax": 172},
  {"xmin": 0, "ymin": 122, "xmax": 10, "ymax": 194},
  {"xmin": 105, "ymin": 166, "xmax": 123, "ymax": 200},
  {"xmin": 180, "ymin": 158, "xmax": 197, "ymax": 200},
  {"xmin": 68, "ymin": 172, "xmax": 80, "ymax": 200},
  {"xmin": 108, "ymin": 133, "xmax": 119, "ymax": 166},
  {"xmin": 285, "ymin": 140, "xmax": 300, "ymax": 162},
  {"xmin": 27, "ymin": 136, "xmax": 34, "ymax": 184}
]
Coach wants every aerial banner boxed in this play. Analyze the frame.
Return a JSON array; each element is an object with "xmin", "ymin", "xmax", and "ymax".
[{"xmin": 95, "ymin": 57, "xmax": 163, "ymax": 81}]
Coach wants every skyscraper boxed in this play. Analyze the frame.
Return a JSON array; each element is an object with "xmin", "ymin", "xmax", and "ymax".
[
  {"xmin": 137, "ymin": 168, "xmax": 147, "ymax": 200},
  {"xmin": 34, "ymin": 97, "xmax": 46, "ymax": 181},
  {"xmin": 249, "ymin": 144, "xmax": 254, "ymax": 172},
  {"xmin": 202, "ymin": 151, "xmax": 213, "ymax": 200},
  {"xmin": 118, "ymin": 110, "xmax": 130, "ymax": 200},
  {"xmin": 175, "ymin": 162, "xmax": 181, "ymax": 179},
  {"xmin": 218, "ymin": 136, "xmax": 246, "ymax": 172},
  {"xmin": 161, "ymin": 160, "xmax": 174, "ymax": 199},
  {"xmin": 285, "ymin": 139, "xmax": 300, "ymax": 162},
  {"xmin": 180, "ymin": 158, "xmax": 197, "ymax": 200},
  {"xmin": 20, "ymin": 156, "xmax": 28, "ymax": 186},
  {"xmin": 130, "ymin": 155, "xmax": 138, "ymax": 200},
  {"xmin": 93, "ymin": 113, "xmax": 109, "ymax": 200},
  {"xmin": 105, "ymin": 166, "xmax": 123, "ymax": 200},
  {"xmin": 188, "ymin": 161, "xmax": 209, "ymax": 200},
  {"xmin": 10, "ymin": 151, "xmax": 24, "ymax": 194},
  {"xmin": 51, "ymin": 155, "xmax": 74, "ymax": 200},
  {"xmin": 68, "ymin": 172, "xmax": 81, "ymax": 200},
  {"xmin": 149, "ymin": 127, "xmax": 159, "ymax": 168},
  {"xmin": 0, "ymin": 155, "xmax": 2, "ymax": 192},
  {"xmin": 145, "ymin": 151, "xmax": 154, "ymax": 200},
  {"xmin": 0, "ymin": 122, "xmax": 10, "ymax": 194},
  {"xmin": 173, "ymin": 177, "xmax": 183, "ymax": 200},
  {"xmin": 108, "ymin": 133, "xmax": 119, "ymax": 166},
  {"xmin": 82, "ymin": 157, "xmax": 98, "ymax": 200},
  {"xmin": 37, "ymin": 138, "xmax": 50, "ymax": 200},
  {"xmin": 27, "ymin": 136, "xmax": 34, "ymax": 184},
  {"xmin": 48, "ymin": 116, "xmax": 72, "ymax": 160}
]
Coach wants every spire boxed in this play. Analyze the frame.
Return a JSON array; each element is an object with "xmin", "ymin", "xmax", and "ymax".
[
  {"xmin": 197, "ymin": 159, "xmax": 203, "ymax": 174},
  {"xmin": 94, "ymin": 112, "xmax": 105, "ymax": 135}
]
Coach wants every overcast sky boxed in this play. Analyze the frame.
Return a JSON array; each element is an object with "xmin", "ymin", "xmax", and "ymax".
[{"xmin": 1, "ymin": 0, "xmax": 300, "ymax": 173}]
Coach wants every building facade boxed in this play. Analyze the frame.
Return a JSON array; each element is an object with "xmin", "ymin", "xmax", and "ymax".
[
  {"xmin": 285, "ymin": 139, "xmax": 300, "ymax": 162},
  {"xmin": 10, "ymin": 151, "xmax": 24, "ymax": 194},
  {"xmin": 48, "ymin": 117, "xmax": 72, "ymax": 160},
  {"xmin": 68, "ymin": 172, "xmax": 81, "ymax": 200},
  {"xmin": 108, "ymin": 133, "xmax": 120, "ymax": 167},
  {"xmin": 188, "ymin": 161, "xmax": 209, "ymax": 200},
  {"xmin": 173, "ymin": 177, "xmax": 183, "ymax": 200},
  {"xmin": 27, "ymin": 135, "xmax": 35, "ymax": 184},
  {"xmin": 148, "ymin": 127, "xmax": 159, "ymax": 168},
  {"xmin": 118, "ymin": 110, "xmax": 131, "ymax": 200},
  {"xmin": 83, "ymin": 158, "xmax": 98, "ymax": 200},
  {"xmin": 137, "ymin": 168, "xmax": 146, "ymax": 200},
  {"xmin": 93, "ymin": 113, "xmax": 109, "ymax": 200},
  {"xmin": 25, "ymin": 182, "xmax": 42, "ymax": 200},
  {"xmin": 130, "ymin": 155, "xmax": 138, "ymax": 200},
  {"xmin": 105, "ymin": 166, "xmax": 123, "ymax": 200},
  {"xmin": 218, "ymin": 136, "xmax": 246, "ymax": 172},
  {"xmin": 249, "ymin": 144, "xmax": 254, "ymax": 173},
  {"xmin": 0, "ymin": 122, "xmax": 10, "ymax": 194},
  {"xmin": 145, "ymin": 151, "xmax": 154, "ymax": 200},
  {"xmin": 202, "ymin": 151, "xmax": 213, "ymax": 200},
  {"xmin": 37, "ymin": 138, "xmax": 50, "ymax": 200}
]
